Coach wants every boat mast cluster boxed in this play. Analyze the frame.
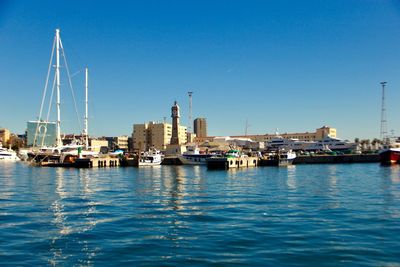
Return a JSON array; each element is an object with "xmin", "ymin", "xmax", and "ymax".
[{"xmin": 33, "ymin": 29, "xmax": 89, "ymax": 148}]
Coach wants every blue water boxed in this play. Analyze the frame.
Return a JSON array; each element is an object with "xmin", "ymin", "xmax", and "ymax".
[{"xmin": 0, "ymin": 163, "xmax": 399, "ymax": 266}]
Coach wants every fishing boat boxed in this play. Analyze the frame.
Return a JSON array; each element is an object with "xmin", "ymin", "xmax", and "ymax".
[
  {"xmin": 260, "ymin": 149, "xmax": 296, "ymax": 166},
  {"xmin": 206, "ymin": 149, "xmax": 259, "ymax": 169},
  {"xmin": 178, "ymin": 145, "xmax": 214, "ymax": 165},
  {"xmin": 138, "ymin": 149, "xmax": 162, "ymax": 166},
  {"xmin": 225, "ymin": 149, "xmax": 241, "ymax": 158},
  {"xmin": 379, "ymin": 139, "xmax": 400, "ymax": 165}
]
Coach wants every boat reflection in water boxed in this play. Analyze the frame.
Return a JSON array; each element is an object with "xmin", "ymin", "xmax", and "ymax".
[{"xmin": 3, "ymin": 164, "xmax": 400, "ymax": 266}]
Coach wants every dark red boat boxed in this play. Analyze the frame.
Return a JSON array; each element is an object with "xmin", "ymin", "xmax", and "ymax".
[{"xmin": 379, "ymin": 147, "xmax": 400, "ymax": 165}]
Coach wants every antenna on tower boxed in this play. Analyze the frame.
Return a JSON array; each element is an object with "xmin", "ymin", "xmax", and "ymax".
[
  {"xmin": 245, "ymin": 119, "xmax": 250, "ymax": 136},
  {"xmin": 380, "ymin": 81, "xmax": 388, "ymax": 142},
  {"xmin": 188, "ymin": 91, "xmax": 193, "ymax": 133}
]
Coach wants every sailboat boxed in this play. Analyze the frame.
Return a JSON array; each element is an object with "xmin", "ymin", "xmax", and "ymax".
[{"xmin": 28, "ymin": 29, "xmax": 97, "ymax": 166}]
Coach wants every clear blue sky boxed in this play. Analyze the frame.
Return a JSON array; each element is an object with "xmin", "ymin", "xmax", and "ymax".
[{"xmin": 1, "ymin": 0, "xmax": 400, "ymax": 140}]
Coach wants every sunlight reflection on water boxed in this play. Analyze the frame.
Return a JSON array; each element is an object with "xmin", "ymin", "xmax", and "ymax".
[{"xmin": 1, "ymin": 163, "xmax": 400, "ymax": 266}]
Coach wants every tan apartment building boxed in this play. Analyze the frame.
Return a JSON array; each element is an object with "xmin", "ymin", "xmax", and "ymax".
[
  {"xmin": 132, "ymin": 121, "xmax": 187, "ymax": 151},
  {"xmin": 0, "ymin": 128, "xmax": 10, "ymax": 144},
  {"xmin": 194, "ymin": 126, "xmax": 337, "ymax": 143},
  {"xmin": 90, "ymin": 139, "xmax": 109, "ymax": 153},
  {"xmin": 116, "ymin": 135, "xmax": 129, "ymax": 151}
]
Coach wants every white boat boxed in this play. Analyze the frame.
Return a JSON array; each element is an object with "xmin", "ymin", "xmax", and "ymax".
[
  {"xmin": 266, "ymin": 136, "xmax": 312, "ymax": 151},
  {"xmin": 305, "ymin": 136, "xmax": 357, "ymax": 152},
  {"xmin": 29, "ymin": 143, "xmax": 98, "ymax": 165},
  {"xmin": 138, "ymin": 149, "xmax": 162, "ymax": 166},
  {"xmin": 178, "ymin": 146, "xmax": 214, "ymax": 165},
  {"xmin": 261, "ymin": 149, "xmax": 296, "ymax": 166},
  {"xmin": 0, "ymin": 143, "xmax": 20, "ymax": 161}
]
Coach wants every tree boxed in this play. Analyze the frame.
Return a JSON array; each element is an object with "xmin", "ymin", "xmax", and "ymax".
[{"xmin": 6, "ymin": 134, "xmax": 25, "ymax": 151}]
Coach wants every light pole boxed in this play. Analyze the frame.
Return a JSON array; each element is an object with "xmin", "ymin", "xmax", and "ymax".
[{"xmin": 188, "ymin": 91, "xmax": 193, "ymax": 133}]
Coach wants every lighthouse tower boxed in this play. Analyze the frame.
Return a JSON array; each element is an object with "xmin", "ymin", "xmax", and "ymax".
[
  {"xmin": 170, "ymin": 101, "xmax": 180, "ymax": 145},
  {"xmin": 166, "ymin": 100, "xmax": 187, "ymax": 155}
]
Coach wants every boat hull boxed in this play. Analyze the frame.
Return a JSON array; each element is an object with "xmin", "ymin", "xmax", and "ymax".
[
  {"xmin": 379, "ymin": 149, "xmax": 400, "ymax": 165},
  {"xmin": 0, "ymin": 156, "xmax": 20, "ymax": 161},
  {"xmin": 259, "ymin": 157, "xmax": 295, "ymax": 166},
  {"xmin": 27, "ymin": 152, "xmax": 61, "ymax": 163},
  {"xmin": 259, "ymin": 150, "xmax": 297, "ymax": 167},
  {"xmin": 0, "ymin": 148, "xmax": 20, "ymax": 161},
  {"xmin": 178, "ymin": 154, "xmax": 212, "ymax": 165},
  {"xmin": 138, "ymin": 162, "xmax": 161, "ymax": 167}
]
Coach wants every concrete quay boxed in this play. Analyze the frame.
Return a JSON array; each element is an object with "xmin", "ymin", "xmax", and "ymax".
[
  {"xmin": 55, "ymin": 154, "xmax": 379, "ymax": 168},
  {"xmin": 293, "ymin": 154, "xmax": 379, "ymax": 164},
  {"xmin": 75, "ymin": 157, "xmax": 120, "ymax": 168}
]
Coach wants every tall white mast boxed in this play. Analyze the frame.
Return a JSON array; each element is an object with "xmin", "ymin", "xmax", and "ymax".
[
  {"xmin": 55, "ymin": 29, "xmax": 62, "ymax": 147},
  {"xmin": 84, "ymin": 67, "xmax": 89, "ymax": 147}
]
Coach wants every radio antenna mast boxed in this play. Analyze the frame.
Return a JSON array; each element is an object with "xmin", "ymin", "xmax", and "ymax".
[{"xmin": 380, "ymin": 81, "xmax": 388, "ymax": 142}]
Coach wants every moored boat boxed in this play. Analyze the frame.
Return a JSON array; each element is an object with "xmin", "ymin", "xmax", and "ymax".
[
  {"xmin": 0, "ymin": 143, "xmax": 20, "ymax": 161},
  {"xmin": 260, "ymin": 149, "xmax": 296, "ymax": 166},
  {"xmin": 206, "ymin": 149, "xmax": 258, "ymax": 169},
  {"xmin": 305, "ymin": 136, "xmax": 358, "ymax": 152},
  {"xmin": 138, "ymin": 149, "xmax": 162, "ymax": 166},
  {"xmin": 178, "ymin": 146, "xmax": 214, "ymax": 165},
  {"xmin": 379, "ymin": 139, "xmax": 400, "ymax": 165}
]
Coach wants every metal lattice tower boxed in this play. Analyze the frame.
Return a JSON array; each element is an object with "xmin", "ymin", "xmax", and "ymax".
[
  {"xmin": 380, "ymin": 81, "xmax": 387, "ymax": 140},
  {"xmin": 188, "ymin": 91, "xmax": 193, "ymax": 133}
]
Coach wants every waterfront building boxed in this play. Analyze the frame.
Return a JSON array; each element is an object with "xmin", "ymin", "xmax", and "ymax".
[
  {"xmin": 186, "ymin": 132, "xmax": 196, "ymax": 143},
  {"xmin": 128, "ymin": 136, "xmax": 133, "ymax": 152},
  {"xmin": 0, "ymin": 128, "xmax": 10, "ymax": 144},
  {"xmin": 116, "ymin": 135, "xmax": 129, "ymax": 151},
  {"xmin": 194, "ymin": 126, "xmax": 337, "ymax": 143},
  {"xmin": 90, "ymin": 139, "xmax": 109, "ymax": 153},
  {"xmin": 105, "ymin": 135, "xmax": 129, "ymax": 151},
  {"xmin": 62, "ymin": 134, "xmax": 84, "ymax": 145},
  {"xmin": 132, "ymin": 121, "xmax": 187, "ymax": 151},
  {"xmin": 194, "ymin": 118, "xmax": 207, "ymax": 138},
  {"xmin": 26, "ymin": 121, "xmax": 57, "ymax": 147},
  {"xmin": 315, "ymin": 126, "xmax": 337, "ymax": 140}
]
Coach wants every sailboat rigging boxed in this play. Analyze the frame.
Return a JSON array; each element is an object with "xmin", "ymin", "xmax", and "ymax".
[{"xmin": 28, "ymin": 29, "xmax": 97, "ymax": 165}]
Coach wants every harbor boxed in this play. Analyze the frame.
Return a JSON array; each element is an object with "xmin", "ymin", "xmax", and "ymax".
[
  {"xmin": 0, "ymin": 29, "xmax": 397, "ymax": 168},
  {"xmin": 2, "ymin": 2, "xmax": 400, "ymax": 266}
]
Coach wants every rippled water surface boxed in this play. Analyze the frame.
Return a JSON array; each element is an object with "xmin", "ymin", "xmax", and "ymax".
[{"xmin": 1, "ymin": 163, "xmax": 400, "ymax": 266}]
